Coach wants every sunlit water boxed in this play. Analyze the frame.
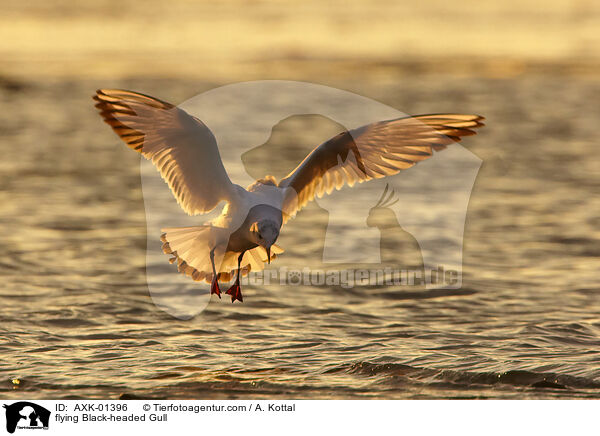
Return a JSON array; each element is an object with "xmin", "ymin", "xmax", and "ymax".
[{"xmin": 0, "ymin": 74, "xmax": 599, "ymax": 399}]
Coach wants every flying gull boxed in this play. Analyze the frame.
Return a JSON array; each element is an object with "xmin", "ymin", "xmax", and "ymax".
[{"xmin": 93, "ymin": 89, "xmax": 484, "ymax": 302}]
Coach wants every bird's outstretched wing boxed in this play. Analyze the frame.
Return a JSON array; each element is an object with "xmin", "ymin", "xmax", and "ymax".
[
  {"xmin": 94, "ymin": 89, "xmax": 238, "ymax": 215},
  {"xmin": 278, "ymin": 113, "xmax": 484, "ymax": 221}
]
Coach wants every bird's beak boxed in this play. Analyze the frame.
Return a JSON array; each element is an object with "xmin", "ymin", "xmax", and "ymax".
[{"xmin": 266, "ymin": 245, "xmax": 271, "ymax": 264}]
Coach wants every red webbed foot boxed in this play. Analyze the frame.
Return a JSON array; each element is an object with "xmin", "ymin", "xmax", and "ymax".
[
  {"xmin": 225, "ymin": 281, "xmax": 243, "ymax": 303},
  {"xmin": 210, "ymin": 278, "xmax": 221, "ymax": 299}
]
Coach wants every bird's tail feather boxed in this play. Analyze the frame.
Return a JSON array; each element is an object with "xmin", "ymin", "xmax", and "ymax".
[{"xmin": 160, "ymin": 225, "xmax": 283, "ymax": 283}]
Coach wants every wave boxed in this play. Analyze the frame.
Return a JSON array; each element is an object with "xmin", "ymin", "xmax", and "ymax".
[{"xmin": 339, "ymin": 361, "xmax": 600, "ymax": 391}]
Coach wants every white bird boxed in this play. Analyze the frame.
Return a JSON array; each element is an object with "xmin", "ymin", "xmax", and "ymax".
[{"xmin": 94, "ymin": 89, "xmax": 484, "ymax": 302}]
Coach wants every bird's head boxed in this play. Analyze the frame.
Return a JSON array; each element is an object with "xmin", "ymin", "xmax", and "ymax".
[
  {"xmin": 250, "ymin": 219, "xmax": 280, "ymax": 263},
  {"xmin": 366, "ymin": 184, "xmax": 399, "ymax": 229}
]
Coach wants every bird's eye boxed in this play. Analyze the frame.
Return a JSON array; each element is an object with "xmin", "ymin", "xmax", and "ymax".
[{"xmin": 258, "ymin": 233, "xmax": 263, "ymax": 240}]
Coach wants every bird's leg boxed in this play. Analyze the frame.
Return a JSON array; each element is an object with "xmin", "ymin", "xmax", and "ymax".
[
  {"xmin": 209, "ymin": 247, "xmax": 221, "ymax": 298},
  {"xmin": 226, "ymin": 251, "xmax": 245, "ymax": 303}
]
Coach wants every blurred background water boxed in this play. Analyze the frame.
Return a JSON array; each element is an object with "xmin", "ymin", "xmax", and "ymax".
[{"xmin": 0, "ymin": 0, "xmax": 599, "ymax": 399}]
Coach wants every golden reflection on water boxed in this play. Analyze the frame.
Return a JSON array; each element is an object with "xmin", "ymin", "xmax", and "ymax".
[
  {"xmin": 0, "ymin": 0, "xmax": 599, "ymax": 399},
  {"xmin": 0, "ymin": 0, "xmax": 599, "ymax": 79}
]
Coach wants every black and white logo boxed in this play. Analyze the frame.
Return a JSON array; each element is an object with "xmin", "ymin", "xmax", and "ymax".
[{"xmin": 3, "ymin": 402, "xmax": 50, "ymax": 434}]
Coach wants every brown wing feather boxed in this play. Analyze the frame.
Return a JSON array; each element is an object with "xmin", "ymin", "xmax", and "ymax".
[
  {"xmin": 278, "ymin": 113, "xmax": 484, "ymax": 221},
  {"xmin": 94, "ymin": 89, "xmax": 237, "ymax": 215}
]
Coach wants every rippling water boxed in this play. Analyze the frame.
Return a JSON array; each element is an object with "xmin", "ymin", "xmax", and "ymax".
[{"xmin": 0, "ymin": 74, "xmax": 599, "ymax": 399}]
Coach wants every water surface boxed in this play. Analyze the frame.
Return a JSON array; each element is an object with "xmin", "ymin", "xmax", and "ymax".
[{"xmin": 0, "ymin": 73, "xmax": 599, "ymax": 399}]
